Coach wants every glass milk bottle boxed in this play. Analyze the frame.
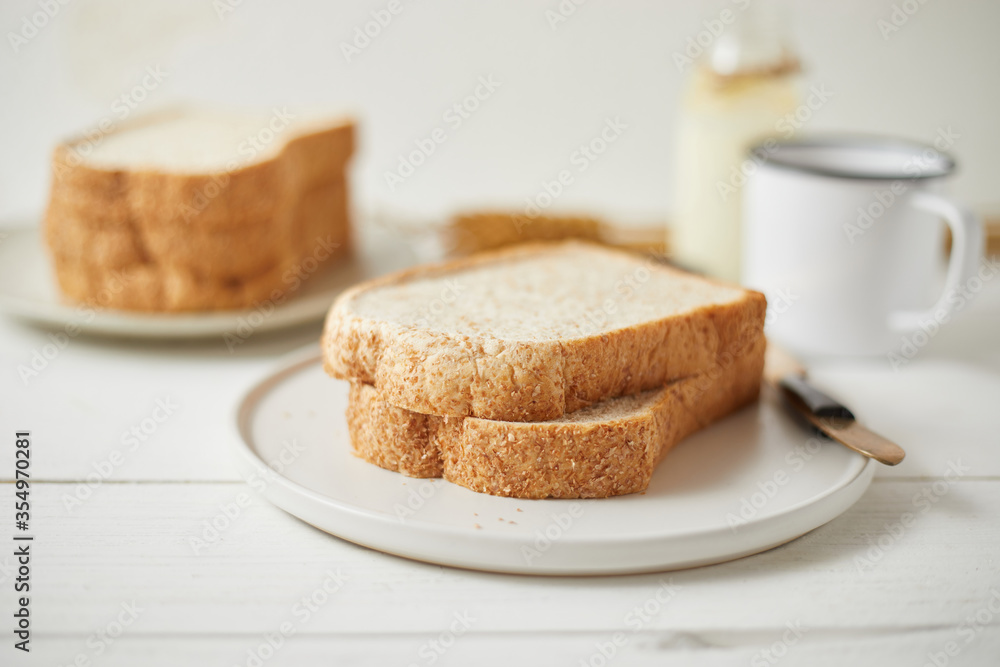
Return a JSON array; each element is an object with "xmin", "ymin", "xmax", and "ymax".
[{"xmin": 672, "ymin": 0, "xmax": 800, "ymax": 282}]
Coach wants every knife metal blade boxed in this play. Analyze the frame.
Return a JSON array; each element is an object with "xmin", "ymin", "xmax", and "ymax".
[{"xmin": 765, "ymin": 344, "xmax": 906, "ymax": 466}]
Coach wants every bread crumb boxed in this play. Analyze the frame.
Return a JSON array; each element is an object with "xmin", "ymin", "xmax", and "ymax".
[
  {"xmin": 473, "ymin": 523, "xmax": 482, "ymax": 529},
  {"xmin": 508, "ymin": 520, "xmax": 516, "ymax": 525},
  {"xmin": 516, "ymin": 508, "xmax": 522, "ymax": 512}
]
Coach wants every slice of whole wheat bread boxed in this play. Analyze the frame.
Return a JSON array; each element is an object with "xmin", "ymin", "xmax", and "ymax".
[
  {"xmin": 44, "ymin": 108, "xmax": 354, "ymax": 311},
  {"xmin": 346, "ymin": 335, "xmax": 765, "ymax": 499},
  {"xmin": 323, "ymin": 241, "xmax": 766, "ymax": 421}
]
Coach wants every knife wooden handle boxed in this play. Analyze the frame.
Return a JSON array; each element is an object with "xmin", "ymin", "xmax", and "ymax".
[
  {"xmin": 765, "ymin": 339, "xmax": 906, "ymax": 467},
  {"xmin": 779, "ymin": 375, "xmax": 855, "ymax": 419},
  {"xmin": 781, "ymin": 387, "xmax": 907, "ymax": 466}
]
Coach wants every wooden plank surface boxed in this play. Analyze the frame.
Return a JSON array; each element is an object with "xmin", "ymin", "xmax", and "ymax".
[
  {"xmin": 3, "ymin": 480, "xmax": 996, "ymax": 638},
  {"xmin": 2, "ymin": 251, "xmax": 998, "ymax": 666},
  {"xmin": 21, "ymin": 628, "xmax": 1000, "ymax": 667}
]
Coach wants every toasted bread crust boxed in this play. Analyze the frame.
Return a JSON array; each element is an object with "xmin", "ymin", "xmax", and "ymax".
[
  {"xmin": 323, "ymin": 242, "xmax": 766, "ymax": 421},
  {"xmin": 43, "ymin": 115, "xmax": 355, "ymax": 312},
  {"xmin": 346, "ymin": 336, "xmax": 765, "ymax": 498},
  {"xmin": 447, "ymin": 211, "xmax": 604, "ymax": 256}
]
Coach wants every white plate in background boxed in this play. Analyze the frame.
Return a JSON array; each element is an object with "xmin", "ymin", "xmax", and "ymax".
[
  {"xmin": 232, "ymin": 349, "xmax": 875, "ymax": 575},
  {"xmin": 0, "ymin": 225, "xmax": 415, "ymax": 339}
]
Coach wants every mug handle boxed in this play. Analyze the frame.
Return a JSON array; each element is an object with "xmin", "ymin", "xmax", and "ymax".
[{"xmin": 887, "ymin": 191, "xmax": 984, "ymax": 332}]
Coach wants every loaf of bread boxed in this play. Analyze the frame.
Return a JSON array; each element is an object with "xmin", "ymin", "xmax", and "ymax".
[
  {"xmin": 323, "ymin": 241, "xmax": 766, "ymax": 421},
  {"xmin": 447, "ymin": 210, "xmax": 668, "ymax": 256},
  {"xmin": 44, "ymin": 108, "xmax": 355, "ymax": 311},
  {"xmin": 447, "ymin": 211, "xmax": 604, "ymax": 256},
  {"xmin": 346, "ymin": 335, "xmax": 765, "ymax": 498}
]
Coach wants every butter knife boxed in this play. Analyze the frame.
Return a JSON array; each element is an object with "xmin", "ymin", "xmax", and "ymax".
[{"xmin": 764, "ymin": 344, "xmax": 906, "ymax": 466}]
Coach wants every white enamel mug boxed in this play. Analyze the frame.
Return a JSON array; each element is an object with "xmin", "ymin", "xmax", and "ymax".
[{"xmin": 741, "ymin": 135, "xmax": 983, "ymax": 358}]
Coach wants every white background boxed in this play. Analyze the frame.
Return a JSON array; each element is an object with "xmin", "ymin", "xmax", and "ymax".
[{"xmin": 1, "ymin": 0, "xmax": 998, "ymax": 225}]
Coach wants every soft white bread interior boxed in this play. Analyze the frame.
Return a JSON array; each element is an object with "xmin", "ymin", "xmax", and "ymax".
[{"xmin": 324, "ymin": 241, "xmax": 766, "ymax": 421}]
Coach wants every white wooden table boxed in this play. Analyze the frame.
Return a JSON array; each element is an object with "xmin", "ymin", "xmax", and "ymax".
[{"xmin": 3, "ymin": 272, "xmax": 999, "ymax": 667}]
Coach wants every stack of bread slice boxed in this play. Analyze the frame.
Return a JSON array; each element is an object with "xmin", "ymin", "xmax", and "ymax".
[
  {"xmin": 322, "ymin": 241, "xmax": 767, "ymax": 499},
  {"xmin": 44, "ymin": 108, "xmax": 355, "ymax": 311}
]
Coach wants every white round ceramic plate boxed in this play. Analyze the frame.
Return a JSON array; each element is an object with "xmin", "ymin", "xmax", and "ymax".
[
  {"xmin": 233, "ymin": 348, "xmax": 875, "ymax": 575},
  {"xmin": 0, "ymin": 225, "xmax": 415, "ymax": 338}
]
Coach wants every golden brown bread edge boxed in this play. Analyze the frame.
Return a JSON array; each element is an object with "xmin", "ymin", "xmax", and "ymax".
[
  {"xmin": 346, "ymin": 335, "xmax": 766, "ymax": 499},
  {"xmin": 46, "ymin": 113, "xmax": 355, "ymax": 229},
  {"xmin": 47, "ymin": 182, "xmax": 351, "ymax": 311},
  {"xmin": 323, "ymin": 241, "xmax": 767, "ymax": 422},
  {"xmin": 43, "ymin": 115, "xmax": 355, "ymax": 312},
  {"xmin": 446, "ymin": 211, "xmax": 605, "ymax": 256}
]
